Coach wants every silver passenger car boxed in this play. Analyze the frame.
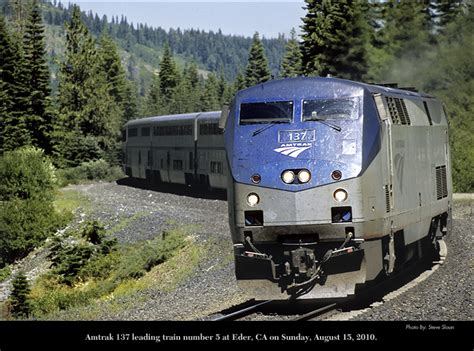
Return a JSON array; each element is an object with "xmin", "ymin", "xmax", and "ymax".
[{"xmin": 123, "ymin": 111, "xmax": 226, "ymax": 189}]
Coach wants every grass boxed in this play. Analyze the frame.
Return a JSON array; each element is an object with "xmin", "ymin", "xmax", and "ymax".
[
  {"xmin": 107, "ymin": 212, "xmax": 147, "ymax": 235},
  {"xmin": 28, "ymin": 225, "xmax": 205, "ymax": 319},
  {"xmin": 53, "ymin": 189, "xmax": 90, "ymax": 216}
]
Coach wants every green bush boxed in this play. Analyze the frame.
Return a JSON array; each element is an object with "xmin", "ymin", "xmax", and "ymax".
[
  {"xmin": 82, "ymin": 159, "xmax": 111, "ymax": 180},
  {"xmin": 9, "ymin": 271, "xmax": 31, "ymax": 319},
  {"xmin": 30, "ymin": 282, "xmax": 95, "ymax": 316},
  {"xmin": 0, "ymin": 147, "xmax": 67, "ymax": 268},
  {"xmin": 54, "ymin": 133, "xmax": 103, "ymax": 169},
  {"xmin": 112, "ymin": 230, "xmax": 186, "ymax": 281},
  {"xmin": 48, "ymin": 221, "xmax": 117, "ymax": 285},
  {"xmin": 30, "ymin": 226, "xmax": 187, "ymax": 316},
  {"xmin": 0, "ymin": 146, "xmax": 56, "ymax": 201},
  {"xmin": 56, "ymin": 159, "xmax": 124, "ymax": 186},
  {"xmin": 0, "ymin": 199, "xmax": 68, "ymax": 267},
  {"xmin": 0, "ymin": 265, "xmax": 12, "ymax": 283}
]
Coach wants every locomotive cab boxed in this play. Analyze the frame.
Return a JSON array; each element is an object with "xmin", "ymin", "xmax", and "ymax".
[{"xmin": 223, "ymin": 77, "xmax": 452, "ymax": 300}]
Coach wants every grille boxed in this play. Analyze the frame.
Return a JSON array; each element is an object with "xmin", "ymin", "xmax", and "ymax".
[
  {"xmin": 386, "ymin": 97, "xmax": 411, "ymax": 125},
  {"xmin": 385, "ymin": 185, "xmax": 391, "ymax": 212},
  {"xmin": 436, "ymin": 165, "xmax": 448, "ymax": 200}
]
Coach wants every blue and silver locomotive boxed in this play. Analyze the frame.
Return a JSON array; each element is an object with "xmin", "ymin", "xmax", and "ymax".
[{"xmin": 221, "ymin": 77, "xmax": 452, "ymax": 299}]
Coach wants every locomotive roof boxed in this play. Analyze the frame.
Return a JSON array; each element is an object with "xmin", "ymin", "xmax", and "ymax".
[
  {"xmin": 235, "ymin": 77, "xmax": 434, "ymax": 100},
  {"xmin": 125, "ymin": 111, "xmax": 221, "ymax": 127}
]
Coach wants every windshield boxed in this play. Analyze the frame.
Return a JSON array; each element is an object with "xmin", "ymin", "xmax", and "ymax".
[
  {"xmin": 240, "ymin": 101, "xmax": 293, "ymax": 124},
  {"xmin": 302, "ymin": 97, "xmax": 359, "ymax": 121}
]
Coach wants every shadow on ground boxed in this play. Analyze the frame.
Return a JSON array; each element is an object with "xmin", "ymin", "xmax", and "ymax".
[{"xmin": 116, "ymin": 177, "xmax": 227, "ymax": 201}]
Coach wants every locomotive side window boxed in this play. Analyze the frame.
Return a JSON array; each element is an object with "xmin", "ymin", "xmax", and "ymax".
[
  {"xmin": 128, "ymin": 128, "xmax": 138, "ymax": 137},
  {"xmin": 302, "ymin": 97, "xmax": 359, "ymax": 121},
  {"xmin": 240, "ymin": 101, "xmax": 293, "ymax": 124},
  {"xmin": 141, "ymin": 127, "xmax": 150, "ymax": 136}
]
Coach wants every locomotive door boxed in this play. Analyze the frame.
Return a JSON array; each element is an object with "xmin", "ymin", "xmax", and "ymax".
[{"xmin": 374, "ymin": 94, "xmax": 395, "ymax": 225}]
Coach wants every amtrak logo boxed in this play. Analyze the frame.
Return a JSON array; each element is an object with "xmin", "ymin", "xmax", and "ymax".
[{"xmin": 273, "ymin": 143, "xmax": 312, "ymax": 158}]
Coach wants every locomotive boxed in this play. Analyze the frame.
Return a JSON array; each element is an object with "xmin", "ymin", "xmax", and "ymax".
[{"xmin": 220, "ymin": 77, "xmax": 452, "ymax": 299}]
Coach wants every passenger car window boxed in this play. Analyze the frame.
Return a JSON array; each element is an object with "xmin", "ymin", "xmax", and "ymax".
[
  {"xmin": 303, "ymin": 97, "xmax": 359, "ymax": 121},
  {"xmin": 240, "ymin": 101, "xmax": 293, "ymax": 124}
]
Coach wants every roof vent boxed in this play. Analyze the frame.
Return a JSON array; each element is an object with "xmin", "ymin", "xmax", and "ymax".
[{"xmin": 385, "ymin": 97, "xmax": 411, "ymax": 125}]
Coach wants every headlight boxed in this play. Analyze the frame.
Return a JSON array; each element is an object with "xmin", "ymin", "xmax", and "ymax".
[
  {"xmin": 251, "ymin": 174, "xmax": 261, "ymax": 184},
  {"xmin": 247, "ymin": 193, "xmax": 260, "ymax": 207},
  {"xmin": 297, "ymin": 169, "xmax": 311, "ymax": 183},
  {"xmin": 281, "ymin": 170, "xmax": 295, "ymax": 184},
  {"xmin": 331, "ymin": 170, "xmax": 342, "ymax": 181},
  {"xmin": 333, "ymin": 189, "xmax": 348, "ymax": 202}
]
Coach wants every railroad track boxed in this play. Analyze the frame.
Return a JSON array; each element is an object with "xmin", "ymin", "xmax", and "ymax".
[
  {"xmin": 290, "ymin": 303, "xmax": 339, "ymax": 321},
  {"xmin": 211, "ymin": 300, "xmax": 273, "ymax": 321},
  {"xmin": 210, "ymin": 299, "xmax": 342, "ymax": 321},
  {"xmin": 210, "ymin": 245, "xmax": 446, "ymax": 322}
]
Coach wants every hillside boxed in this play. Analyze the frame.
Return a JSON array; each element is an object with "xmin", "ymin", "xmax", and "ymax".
[{"xmin": 37, "ymin": 1, "xmax": 287, "ymax": 89}]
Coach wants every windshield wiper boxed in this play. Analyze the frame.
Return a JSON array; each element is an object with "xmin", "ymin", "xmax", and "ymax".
[
  {"xmin": 252, "ymin": 122, "xmax": 278, "ymax": 137},
  {"xmin": 308, "ymin": 118, "xmax": 341, "ymax": 132}
]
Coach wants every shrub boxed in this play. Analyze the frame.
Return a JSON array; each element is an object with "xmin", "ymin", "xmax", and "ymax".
[
  {"xmin": 0, "ymin": 147, "xmax": 68, "ymax": 267},
  {"xmin": 30, "ymin": 227, "xmax": 187, "ymax": 316},
  {"xmin": 0, "ymin": 199, "xmax": 68, "ymax": 267},
  {"xmin": 48, "ymin": 221, "xmax": 117, "ymax": 285},
  {"xmin": 30, "ymin": 281, "xmax": 94, "ymax": 316},
  {"xmin": 0, "ymin": 265, "xmax": 11, "ymax": 283},
  {"xmin": 54, "ymin": 133, "xmax": 102, "ymax": 168},
  {"xmin": 56, "ymin": 159, "xmax": 124, "ymax": 186},
  {"xmin": 112, "ymin": 230, "xmax": 186, "ymax": 281},
  {"xmin": 10, "ymin": 271, "xmax": 31, "ymax": 318},
  {"xmin": 0, "ymin": 146, "xmax": 56, "ymax": 202}
]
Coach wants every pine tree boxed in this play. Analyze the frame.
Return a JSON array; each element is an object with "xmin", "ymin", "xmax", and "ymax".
[
  {"xmin": 368, "ymin": 0, "xmax": 433, "ymax": 82},
  {"xmin": 56, "ymin": 5, "xmax": 121, "ymax": 166},
  {"xmin": 123, "ymin": 80, "xmax": 139, "ymax": 122},
  {"xmin": 10, "ymin": 271, "xmax": 30, "ymax": 318},
  {"xmin": 0, "ymin": 15, "xmax": 30, "ymax": 151},
  {"xmin": 146, "ymin": 73, "xmax": 164, "ymax": 116},
  {"xmin": 383, "ymin": 1, "xmax": 432, "ymax": 57},
  {"xmin": 9, "ymin": 0, "xmax": 28, "ymax": 33},
  {"xmin": 158, "ymin": 44, "xmax": 179, "ymax": 106},
  {"xmin": 217, "ymin": 71, "xmax": 229, "ymax": 105},
  {"xmin": 432, "ymin": 1, "xmax": 463, "ymax": 33},
  {"xmin": 199, "ymin": 73, "xmax": 220, "ymax": 111},
  {"xmin": 244, "ymin": 32, "xmax": 271, "ymax": 87},
  {"xmin": 169, "ymin": 78, "xmax": 194, "ymax": 114},
  {"xmin": 170, "ymin": 63, "xmax": 201, "ymax": 113},
  {"xmin": 233, "ymin": 71, "xmax": 246, "ymax": 92},
  {"xmin": 184, "ymin": 62, "xmax": 200, "ymax": 89},
  {"xmin": 0, "ymin": 15, "xmax": 15, "ymax": 153},
  {"xmin": 279, "ymin": 28, "xmax": 302, "ymax": 78},
  {"xmin": 301, "ymin": 0, "xmax": 370, "ymax": 80},
  {"xmin": 23, "ymin": 0, "xmax": 54, "ymax": 154},
  {"xmin": 98, "ymin": 33, "xmax": 127, "ymax": 122}
]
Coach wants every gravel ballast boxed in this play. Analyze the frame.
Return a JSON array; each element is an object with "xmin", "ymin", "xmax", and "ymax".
[
  {"xmin": 48, "ymin": 181, "xmax": 250, "ymax": 320},
  {"xmin": 353, "ymin": 198, "xmax": 473, "ymax": 321},
  {"xmin": 2, "ymin": 181, "xmax": 472, "ymax": 321}
]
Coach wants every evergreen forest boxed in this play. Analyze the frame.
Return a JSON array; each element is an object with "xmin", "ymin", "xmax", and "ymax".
[{"xmin": 0, "ymin": 0, "xmax": 472, "ymax": 277}]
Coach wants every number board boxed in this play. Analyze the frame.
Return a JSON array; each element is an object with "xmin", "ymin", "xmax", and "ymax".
[{"xmin": 278, "ymin": 129, "xmax": 315, "ymax": 143}]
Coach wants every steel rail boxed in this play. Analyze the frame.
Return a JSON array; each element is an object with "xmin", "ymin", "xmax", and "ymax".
[{"xmin": 212, "ymin": 300, "xmax": 273, "ymax": 321}]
